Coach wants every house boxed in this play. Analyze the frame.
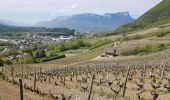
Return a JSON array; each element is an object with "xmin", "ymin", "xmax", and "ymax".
[
  {"xmin": 8, "ymin": 55, "xmax": 16, "ymax": 60},
  {"xmin": 59, "ymin": 36, "xmax": 73, "ymax": 42},
  {"xmin": 105, "ymin": 48, "xmax": 117, "ymax": 56}
]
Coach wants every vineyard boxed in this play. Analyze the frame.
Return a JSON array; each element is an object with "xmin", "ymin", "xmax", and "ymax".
[{"xmin": 1, "ymin": 52, "xmax": 170, "ymax": 100}]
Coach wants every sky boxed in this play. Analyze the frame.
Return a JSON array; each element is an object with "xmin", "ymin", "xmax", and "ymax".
[{"xmin": 0, "ymin": 0, "xmax": 162, "ymax": 25}]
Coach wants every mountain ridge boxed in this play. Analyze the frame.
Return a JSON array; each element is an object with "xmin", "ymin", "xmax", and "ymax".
[
  {"xmin": 36, "ymin": 12, "xmax": 134, "ymax": 32},
  {"xmin": 113, "ymin": 0, "xmax": 170, "ymax": 33}
]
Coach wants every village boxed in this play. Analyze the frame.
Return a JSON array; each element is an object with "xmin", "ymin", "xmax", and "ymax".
[
  {"xmin": 0, "ymin": 31, "xmax": 99, "ymax": 63},
  {"xmin": 0, "ymin": 32, "xmax": 75, "ymax": 61}
]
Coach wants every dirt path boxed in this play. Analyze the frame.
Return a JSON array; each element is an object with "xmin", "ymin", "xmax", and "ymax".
[{"xmin": 0, "ymin": 79, "xmax": 49, "ymax": 100}]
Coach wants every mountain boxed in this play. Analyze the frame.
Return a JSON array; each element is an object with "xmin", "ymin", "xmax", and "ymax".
[
  {"xmin": 0, "ymin": 20, "xmax": 7, "ymax": 25},
  {"xmin": 0, "ymin": 24, "xmax": 46, "ymax": 32},
  {"xmin": 114, "ymin": 0, "xmax": 170, "ymax": 33},
  {"xmin": 0, "ymin": 19, "xmax": 30, "ymax": 26},
  {"xmin": 36, "ymin": 12, "xmax": 134, "ymax": 32}
]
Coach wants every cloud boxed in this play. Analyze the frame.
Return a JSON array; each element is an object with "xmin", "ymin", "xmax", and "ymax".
[
  {"xmin": 71, "ymin": 3, "xmax": 79, "ymax": 9},
  {"xmin": 50, "ymin": 3, "xmax": 79, "ymax": 17},
  {"xmin": 50, "ymin": 9, "xmax": 68, "ymax": 17},
  {"xmin": 59, "ymin": 9, "xmax": 68, "ymax": 12}
]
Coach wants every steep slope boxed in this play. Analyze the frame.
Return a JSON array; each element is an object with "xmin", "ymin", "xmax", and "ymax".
[
  {"xmin": 114, "ymin": 0, "xmax": 170, "ymax": 33},
  {"xmin": 36, "ymin": 12, "xmax": 134, "ymax": 32}
]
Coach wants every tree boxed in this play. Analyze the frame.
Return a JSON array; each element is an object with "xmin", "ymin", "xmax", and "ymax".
[{"xmin": 0, "ymin": 59, "xmax": 4, "ymax": 66}]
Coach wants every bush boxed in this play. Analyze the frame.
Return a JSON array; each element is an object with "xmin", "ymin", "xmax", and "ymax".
[
  {"xmin": 34, "ymin": 53, "xmax": 65, "ymax": 63},
  {"xmin": 90, "ymin": 39, "xmax": 112, "ymax": 50},
  {"xmin": 8, "ymin": 49, "xmax": 19, "ymax": 55},
  {"xmin": 53, "ymin": 39, "xmax": 88, "ymax": 52},
  {"xmin": 157, "ymin": 32, "xmax": 166, "ymax": 37},
  {"xmin": 121, "ymin": 34, "xmax": 143, "ymax": 41},
  {"xmin": 120, "ymin": 43, "xmax": 170, "ymax": 56},
  {"xmin": 0, "ymin": 42, "xmax": 11, "ymax": 46},
  {"xmin": 20, "ymin": 57, "xmax": 34, "ymax": 63},
  {"xmin": 33, "ymin": 50, "xmax": 45, "ymax": 58},
  {"xmin": 1, "ymin": 58, "xmax": 12, "ymax": 65},
  {"xmin": 156, "ymin": 31, "xmax": 170, "ymax": 37},
  {"xmin": 0, "ymin": 59, "xmax": 4, "ymax": 66}
]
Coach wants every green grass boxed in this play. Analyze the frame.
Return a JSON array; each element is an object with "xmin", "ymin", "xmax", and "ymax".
[
  {"xmin": 65, "ymin": 49, "xmax": 88, "ymax": 54},
  {"xmin": 48, "ymin": 43, "xmax": 113, "ymax": 65}
]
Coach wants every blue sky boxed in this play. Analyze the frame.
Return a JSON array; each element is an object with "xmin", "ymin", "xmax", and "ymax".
[{"xmin": 0, "ymin": 0, "xmax": 162, "ymax": 24}]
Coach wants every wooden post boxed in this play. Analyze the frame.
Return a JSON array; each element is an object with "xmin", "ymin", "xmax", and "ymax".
[
  {"xmin": 64, "ymin": 76, "xmax": 66, "ymax": 86},
  {"xmin": 142, "ymin": 64, "xmax": 146, "ymax": 80},
  {"xmin": 40, "ymin": 67, "xmax": 42, "ymax": 76},
  {"xmin": 34, "ymin": 70, "xmax": 37, "ymax": 90},
  {"xmin": 160, "ymin": 61, "xmax": 167, "ymax": 81},
  {"xmin": 37, "ymin": 67, "xmax": 40, "ymax": 80},
  {"xmin": 123, "ymin": 66, "xmax": 131, "ymax": 97},
  {"xmin": 2, "ymin": 66, "xmax": 3, "ymax": 75},
  {"xmin": 11, "ymin": 66, "xmax": 14, "ymax": 84},
  {"xmin": 26, "ymin": 67, "xmax": 29, "ymax": 78},
  {"xmin": 19, "ymin": 79, "xmax": 24, "ymax": 100},
  {"xmin": 21, "ymin": 65, "xmax": 24, "ymax": 78},
  {"xmin": 87, "ymin": 73, "xmax": 95, "ymax": 100}
]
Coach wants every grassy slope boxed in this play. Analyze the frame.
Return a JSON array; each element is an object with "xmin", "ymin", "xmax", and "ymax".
[
  {"xmin": 114, "ymin": 0, "xmax": 170, "ymax": 33},
  {"xmin": 47, "ymin": 44, "xmax": 113, "ymax": 65}
]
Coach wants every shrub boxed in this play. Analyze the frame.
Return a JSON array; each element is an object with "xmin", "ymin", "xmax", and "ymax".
[
  {"xmin": 34, "ymin": 53, "xmax": 65, "ymax": 63},
  {"xmin": 90, "ymin": 39, "xmax": 112, "ymax": 50},
  {"xmin": 8, "ymin": 49, "xmax": 19, "ymax": 55},
  {"xmin": 20, "ymin": 57, "xmax": 34, "ymax": 63},
  {"xmin": 157, "ymin": 32, "xmax": 166, "ymax": 37},
  {"xmin": 120, "ymin": 43, "xmax": 170, "ymax": 56},
  {"xmin": 0, "ymin": 59, "xmax": 4, "ymax": 66},
  {"xmin": 156, "ymin": 31, "xmax": 170, "ymax": 37},
  {"xmin": 121, "ymin": 34, "xmax": 143, "ymax": 41},
  {"xmin": 1, "ymin": 58, "xmax": 12, "ymax": 65}
]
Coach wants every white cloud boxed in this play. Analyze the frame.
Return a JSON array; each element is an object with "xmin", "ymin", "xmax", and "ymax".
[
  {"xmin": 59, "ymin": 9, "xmax": 68, "ymax": 12},
  {"xmin": 71, "ymin": 3, "xmax": 79, "ymax": 9}
]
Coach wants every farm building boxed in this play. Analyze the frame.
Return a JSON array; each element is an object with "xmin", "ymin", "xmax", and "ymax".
[
  {"xmin": 101, "ymin": 48, "xmax": 117, "ymax": 57},
  {"xmin": 105, "ymin": 48, "xmax": 117, "ymax": 56}
]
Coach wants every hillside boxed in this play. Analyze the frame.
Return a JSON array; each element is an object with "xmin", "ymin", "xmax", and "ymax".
[
  {"xmin": 0, "ymin": 24, "xmax": 46, "ymax": 32},
  {"xmin": 114, "ymin": 0, "xmax": 170, "ymax": 33},
  {"xmin": 36, "ymin": 12, "xmax": 134, "ymax": 32},
  {"xmin": 0, "ymin": 19, "xmax": 30, "ymax": 26}
]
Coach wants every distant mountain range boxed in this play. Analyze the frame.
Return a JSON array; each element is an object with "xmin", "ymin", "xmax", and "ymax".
[
  {"xmin": 114, "ymin": 0, "xmax": 170, "ymax": 33},
  {"xmin": 0, "ymin": 20, "xmax": 30, "ymax": 26},
  {"xmin": 36, "ymin": 12, "xmax": 134, "ymax": 32}
]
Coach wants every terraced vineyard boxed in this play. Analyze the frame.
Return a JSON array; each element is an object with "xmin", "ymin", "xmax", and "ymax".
[{"xmin": 1, "ymin": 51, "xmax": 170, "ymax": 100}]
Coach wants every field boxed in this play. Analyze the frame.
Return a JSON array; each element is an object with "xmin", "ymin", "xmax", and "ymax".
[
  {"xmin": 1, "ymin": 25, "xmax": 170, "ymax": 100},
  {"xmin": 1, "ymin": 51, "xmax": 170, "ymax": 100}
]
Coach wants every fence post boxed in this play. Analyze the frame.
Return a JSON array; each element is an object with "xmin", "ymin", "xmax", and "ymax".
[
  {"xmin": 34, "ymin": 70, "xmax": 37, "ymax": 90},
  {"xmin": 160, "ymin": 61, "xmax": 167, "ymax": 81},
  {"xmin": 2, "ymin": 66, "xmax": 3, "ymax": 75},
  {"xmin": 87, "ymin": 73, "xmax": 95, "ymax": 100},
  {"xmin": 11, "ymin": 66, "xmax": 14, "ymax": 84},
  {"xmin": 123, "ymin": 66, "xmax": 131, "ymax": 97},
  {"xmin": 21, "ymin": 65, "xmax": 24, "ymax": 78},
  {"xmin": 26, "ymin": 67, "xmax": 29, "ymax": 78},
  {"xmin": 19, "ymin": 79, "xmax": 24, "ymax": 100}
]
